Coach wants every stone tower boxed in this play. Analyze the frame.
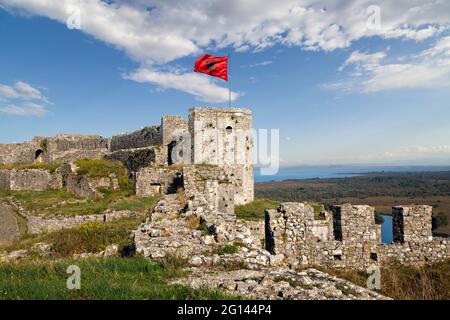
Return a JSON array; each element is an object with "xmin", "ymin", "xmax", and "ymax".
[{"xmin": 188, "ymin": 107, "xmax": 254, "ymax": 205}]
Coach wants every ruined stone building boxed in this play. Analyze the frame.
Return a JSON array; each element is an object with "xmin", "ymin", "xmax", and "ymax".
[
  {"xmin": 0, "ymin": 107, "xmax": 254, "ymax": 213},
  {"xmin": 264, "ymin": 203, "xmax": 449, "ymax": 269},
  {"xmin": 1, "ymin": 107, "xmax": 448, "ymax": 270}
]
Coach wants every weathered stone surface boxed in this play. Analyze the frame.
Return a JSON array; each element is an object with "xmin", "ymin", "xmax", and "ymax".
[
  {"xmin": 0, "ymin": 249, "xmax": 28, "ymax": 262},
  {"xmin": 171, "ymin": 267, "xmax": 389, "ymax": 300},
  {"xmin": 105, "ymin": 147, "xmax": 163, "ymax": 172},
  {"xmin": 189, "ymin": 108, "xmax": 254, "ymax": 205},
  {"xmin": 265, "ymin": 203, "xmax": 449, "ymax": 270},
  {"xmin": 0, "ymin": 202, "xmax": 20, "ymax": 243},
  {"xmin": 27, "ymin": 210, "xmax": 141, "ymax": 234},
  {"xmin": 135, "ymin": 166, "xmax": 183, "ymax": 197},
  {"xmin": 60, "ymin": 163, "xmax": 119, "ymax": 198},
  {"xmin": 110, "ymin": 126, "xmax": 162, "ymax": 152}
]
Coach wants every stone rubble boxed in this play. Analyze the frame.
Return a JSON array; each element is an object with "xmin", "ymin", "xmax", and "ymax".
[{"xmin": 171, "ymin": 267, "xmax": 390, "ymax": 300}]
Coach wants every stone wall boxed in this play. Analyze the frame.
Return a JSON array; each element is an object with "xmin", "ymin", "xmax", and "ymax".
[
  {"xmin": 188, "ymin": 107, "xmax": 254, "ymax": 205},
  {"xmin": 106, "ymin": 147, "xmax": 160, "ymax": 173},
  {"xmin": 183, "ymin": 164, "xmax": 235, "ymax": 216},
  {"xmin": 0, "ymin": 137, "xmax": 44, "ymax": 164},
  {"xmin": 27, "ymin": 210, "xmax": 141, "ymax": 234},
  {"xmin": 135, "ymin": 166, "xmax": 183, "ymax": 197},
  {"xmin": 110, "ymin": 126, "xmax": 162, "ymax": 152},
  {"xmin": 393, "ymin": 205, "xmax": 433, "ymax": 243},
  {"xmin": 0, "ymin": 169, "xmax": 62, "ymax": 191},
  {"xmin": 44, "ymin": 135, "xmax": 109, "ymax": 163},
  {"xmin": 60, "ymin": 163, "xmax": 119, "ymax": 198},
  {"xmin": 265, "ymin": 203, "xmax": 449, "ymax": 270}
]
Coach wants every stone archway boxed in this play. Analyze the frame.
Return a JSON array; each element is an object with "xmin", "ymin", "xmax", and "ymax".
[{"xmin": 35, "ymin": 149, "xmax": 44, "ymax": 163}]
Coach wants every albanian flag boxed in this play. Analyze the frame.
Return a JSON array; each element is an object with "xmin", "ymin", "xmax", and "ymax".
[{"xmin": 194, "ymin": 54, "xmax": 228, "ymax": 81}]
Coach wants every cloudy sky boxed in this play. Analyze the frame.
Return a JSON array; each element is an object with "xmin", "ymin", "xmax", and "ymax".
[{"xmin": 0, "ymin": 0, "xmax": 449, "ymax": 166}]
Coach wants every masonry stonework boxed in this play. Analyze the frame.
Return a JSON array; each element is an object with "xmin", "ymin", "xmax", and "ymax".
[{"xmin": 265, "ymin": 203, "xmax": 449, "ymax": 270}]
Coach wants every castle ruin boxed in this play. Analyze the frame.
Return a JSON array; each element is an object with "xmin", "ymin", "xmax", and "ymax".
[{"xmin": 0, "ymin": 107, "xmax": 448, "ymax": 270}]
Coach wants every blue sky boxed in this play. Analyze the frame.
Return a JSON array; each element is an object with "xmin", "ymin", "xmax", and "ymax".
[{"xmin": 0, "ymin": 1, "xmax": 449, "ymax": 166}]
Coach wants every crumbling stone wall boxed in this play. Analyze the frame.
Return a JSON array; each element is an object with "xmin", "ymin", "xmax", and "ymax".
[
  {"xmin": 110, "ymin": 126, "xmax": 162, "ymax": 152},
  {"xmin": 183, "ymin": 164, "xmax": 235, "ymax": 216},
  {"xmin": 27, "ymin": 210, "xmax": 141, "ymax": 234},
  {"xmin": 393, "ymin": 205, "xmax": 432, "ymax": 243},
  {"xmin": 0, "ymin": 169, "xmax": 62, "ymax": 191},
  {"xmin": 265, "ymin": 203, "xmax": 449, "ymax": 270},
  {"xmin": 60, "ymin": 163, "xmax": 119, "ymax": 198},
  {"xmin": 0, "ymin": 137, "xmax": 44, "ymax": 164},
  {"xmin": 105, "ymin": 146, "xmax": 164, "ymax": 173},
  {"xmin": 188, "ymin": 108, "xmax": 254, "ymax": 205},
  {"xmin": 45, "ymin": 135, "xmax": 109, "ymax": 163},
  {"xmin": 161, "ymin": 116, "xmax": 189, "ymax": 165},
  {"xmin": 135, "ymin": 166, "xmax": 183, "ymax": 197}
]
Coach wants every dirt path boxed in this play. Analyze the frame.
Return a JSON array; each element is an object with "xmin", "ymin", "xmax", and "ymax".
[{"xmin": 0, "ymin": 202, "xmax": 20, "ymax": 243}]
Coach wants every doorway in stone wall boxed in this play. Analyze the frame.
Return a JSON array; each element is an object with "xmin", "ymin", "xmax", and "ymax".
[
  {"xmin": 168, "ymin": 140, "xmax": 177, "ymax": 165},
  {"xmin": 35, "ymin": 149, "xmax": 44, "ymax": 163},
  {"xmin": 167, "ymin": 172, "xmax": 183, "ymax": 194}
]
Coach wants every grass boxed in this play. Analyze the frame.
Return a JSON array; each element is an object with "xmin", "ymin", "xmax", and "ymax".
[
  {"xmin": 317, "ymin": 259, "xmax": 450, "ymax": 300},
  {"xmin": 0, "ymin": 163, "xmax": 60, "ymax": 173},
  {"xmin": 0, "ymin": 256, "xmax": 238, "ymax": 300},
  {"xmin": 217, "ymin": 243, "xmax": 240, "ymax": 255},
  {"xmin": 74, "ymin": 159, "xmax": 131, "ymax": 190},
  {"xmin": 235, "ymin": 198, "xmax": 279, "ymax": 221},
  {"xmin": 1, "ymin": 189, "xmax": 159, "ymax": 217},
  {"xmin": 2, "ymin": 217, "xmax": 144, "ymax": 257}
]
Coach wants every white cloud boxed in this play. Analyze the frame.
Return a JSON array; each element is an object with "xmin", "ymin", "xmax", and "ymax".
[
  {"xmin": 326, "ymin": 35, "xmax": 450, "ymax": 92},
  {"xmin": 241, "ymin": 60, "xmax": 273, "ymax": 68},
  {"xmin": 0, "ymin": 81, "xmax": 48, "ymax": 102},
  {"xmin": 124, "ymin": 68, "xmax": 239, "ymax": 103},
  {"xmin": 1, "ymin": 0, "xmax": 449, "ymax": 101},
  {"xmin": 0, "ymin": 81, "xmax": 50, "ymax": 116},
  {"xmin": 0, "ymin": 102, "xmax": 47, "ymax": 117}
]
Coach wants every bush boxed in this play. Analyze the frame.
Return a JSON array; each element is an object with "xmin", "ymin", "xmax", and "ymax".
[
  {"xmin": 235, "ymin": 199, "xmax": 279, "ymax": 220},
  {"xmin": 217, "ymin": 243, "xmax": 239, "ymax": 255}
]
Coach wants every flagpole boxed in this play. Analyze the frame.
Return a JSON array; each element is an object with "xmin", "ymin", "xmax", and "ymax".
[{"xmin": 228, "ymin": 53, "xmax": 231, "ymax": 108}]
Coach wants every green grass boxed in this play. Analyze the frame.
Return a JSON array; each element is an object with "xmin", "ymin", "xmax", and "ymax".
[
  {"xmin": 317, "ymin": 259, "xmax": 450, "ymax": 300},
  {"xmin": 7, "ymin": 189, "xmax": 81, "ymax": 212},
  {"xmin": 74, "ymin": 159, "xmax": 131, "ymax": 190},
  {"xmin": 217, "ymin": 243, "xmax": 240, "ymax": 255},
  {"xmin": 0, "ymin": 256, "xmax": 238, "ymax": 300},
  {"xmin": 110, "ymin": 196, "xmax": 159, "ymax": 212},
  {"xmin": 0, "ymin": 163, "xmax": 60, "ymax": 173},
  {"xmin": 2, "ymin": 189, "xmax": 159, "ymax": 217},
  {"xmin": 235, "ymin": 199, "xmax": 279, "ymax": 221},
  {"xmin": 3, "ymin": 218, "xmax": 144, "ymax": 257}
]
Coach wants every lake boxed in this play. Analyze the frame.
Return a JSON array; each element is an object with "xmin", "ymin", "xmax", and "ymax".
[
  {"xmin": 254, "ymin": 165, "xmax": 450, "ymax": 182},
  {"xmin": 380, "ymin": 214, "xmax": 393, "ymax": 244}
]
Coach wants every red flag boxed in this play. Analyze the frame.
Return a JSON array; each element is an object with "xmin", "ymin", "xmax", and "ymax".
[{"xmin": 194, "ymin": 54, "xmax": 228, "ymax": 81}]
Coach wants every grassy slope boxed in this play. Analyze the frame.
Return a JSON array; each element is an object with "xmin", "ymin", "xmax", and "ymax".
[
  {"xmin": 0, "ymin": 189, "xmax": 159, "ymax": 217},
  {"xmin": 317, "ymin": 260, "xmax": 450, "ymax": 300},
  {"xmin": 1, "ymin": 218, "xmax": 142, "ymax": 257},
  {"xmin": 0, "ymin": 256, "xmax": 236, "ymax": 300}
]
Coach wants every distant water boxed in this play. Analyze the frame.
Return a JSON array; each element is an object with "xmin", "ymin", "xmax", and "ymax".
[
  {"xmin": 380, "ymin": 215, "xmax": 393, "ymax": 244},
  {"xmin": 254, "ymin": 165, "xmax": 450, "ymax": 182}
]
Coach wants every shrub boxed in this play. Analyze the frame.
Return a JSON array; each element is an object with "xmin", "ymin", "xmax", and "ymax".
[{"xmin": 235, "ymin": 199, "xmax": 279, "ymax": 220}]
